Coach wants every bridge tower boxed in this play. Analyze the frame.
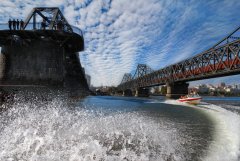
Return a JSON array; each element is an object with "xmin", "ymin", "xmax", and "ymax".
[
  {"xmin": 132, "ymin": 64, "xmax": 153, "ymax": 97},
  {"xmin": 0, "ymin": 7, "xmax": 88, "ymax": 97},
  {"xmin": 119, "ymin": 64, "xmax": 154, "ymax": 97},
  {"xmin": 120, "ymin": 73, "xmax": 133, "ymax": 96}
]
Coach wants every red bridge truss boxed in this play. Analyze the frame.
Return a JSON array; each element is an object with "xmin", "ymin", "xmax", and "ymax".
[{"xmin": 118, "ymin": 25, "xmax": 240, "ymax": 90}]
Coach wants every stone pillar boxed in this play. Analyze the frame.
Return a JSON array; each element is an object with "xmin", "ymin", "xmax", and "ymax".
[
  {"xmin": 0, "ymin": 40, "xmax": 89, "ymax": 97},
  {"xmin": 63, "ymin": 52, "xmax": 89, "ymax": 97},
  {"xmin": 166, "ymin": 82, "xmax": 189, "ymax": 99},
  {"xmin": 135, "ymin": 89, "xmax": 139, "ymax": 97},
  {"xmin": 1, "ymin": 41, "xmax": 65, "ymax": 85},
  {"xmin": 0, "ymin": 52, "xmax": 5, "ymax": 79}
]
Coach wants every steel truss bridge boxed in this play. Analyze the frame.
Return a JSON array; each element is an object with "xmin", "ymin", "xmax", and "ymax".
[{"xmin": 118, "ymin": 25, "xmax": 240, "ymax": 91}]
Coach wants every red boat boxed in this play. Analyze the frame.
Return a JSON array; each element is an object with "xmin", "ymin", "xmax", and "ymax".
[{"xmin": 178, "ymin": 94, "xmax": 202, "ymax": 105}]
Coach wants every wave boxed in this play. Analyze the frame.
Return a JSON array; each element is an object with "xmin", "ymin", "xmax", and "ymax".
[
  {"xmin": 0, "ymin": 97, "xmax": 187, "ymax": 161},
  {"xmin": 2, "ymin": 95, "xmax": 239, "ymax": 161},
  {"xmin": 163, "ymin": 100, "xmax": 240, "ymax": 161}
]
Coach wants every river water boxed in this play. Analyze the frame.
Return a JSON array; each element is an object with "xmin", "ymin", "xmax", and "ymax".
[{"xmin": 0, "ymin": 95, "xmax": 240, "ymax": 161}]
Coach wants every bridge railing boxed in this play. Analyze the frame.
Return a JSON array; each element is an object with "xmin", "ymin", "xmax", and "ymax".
[{"xmin": 0, "ymin": 22, "xmax": 83, "ymax": 37}]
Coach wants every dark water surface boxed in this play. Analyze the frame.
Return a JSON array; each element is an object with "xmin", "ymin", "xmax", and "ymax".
[
  {"xmin": 0, "ymin": 95, "xmax": 239, "ymax": 161},
  {"xmin": 80, "ymin": 96, "xmax": 215, "ymax": 160}
]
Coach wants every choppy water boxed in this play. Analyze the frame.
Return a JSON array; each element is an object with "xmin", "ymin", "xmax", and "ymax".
[{"xmin": 0, "ymin": 95, "xmax": 240, "ymax": 161}]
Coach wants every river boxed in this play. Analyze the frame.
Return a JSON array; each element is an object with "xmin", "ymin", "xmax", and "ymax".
[{"xmin": 0, "ymin": 95, "xmax": 239, "ymax": 161}]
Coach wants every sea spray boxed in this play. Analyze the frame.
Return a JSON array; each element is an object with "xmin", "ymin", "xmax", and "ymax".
[{"xmin": 0, "ymin": 96, "xmax": 187, "ymax": 161}]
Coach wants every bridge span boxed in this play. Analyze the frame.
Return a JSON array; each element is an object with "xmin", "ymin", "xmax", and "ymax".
[{"xmin": 118, "ymin": 25, "xmax": 240, "ymax": 98}]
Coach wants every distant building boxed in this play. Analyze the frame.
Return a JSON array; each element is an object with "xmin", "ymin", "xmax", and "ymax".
[
  {"xmin": 150, "ymin": 87, "xmax": 155, "ymax": 94},
  {"xmin": 209, "ymin": 86, "xmax": 216, "ymax": 92},
  {"xmin": 232, "ymin": 84, "xmax": 240, "ymax": 89},
  {"xmin": 225, "ymin": 87, "xmax": 240, "ymax": 94},
  {"xmin": 196, "ymin": 84, "xmax": 209, "ymax": 94},
  {"xmin": 150, "ymin": 86, "xmax": 162, "ymax": 94},
  {"xmin": 220, "ymin": 82, "xmax": 226, "ymax": 88},
  {"xmin": 192, "ymin": 83, "xmax": 240, "ymax": 96}
]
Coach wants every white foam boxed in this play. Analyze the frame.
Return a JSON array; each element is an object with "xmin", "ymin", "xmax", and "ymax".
[
  {"xmin": 164, "ymin": 99, "xmax": 240, "ymax": 161},
  {"xmin": 2, "ymin": 97, "xmax": 239, "ymax": 160},
  {"xmin": 0, "ymin": 98, "xmax": 185, "ymax": 161}
]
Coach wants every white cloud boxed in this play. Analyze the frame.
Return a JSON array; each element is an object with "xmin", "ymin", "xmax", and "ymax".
[{"xmin": 0, "ymin": 0, "xmax": 239, "ymax": 86}]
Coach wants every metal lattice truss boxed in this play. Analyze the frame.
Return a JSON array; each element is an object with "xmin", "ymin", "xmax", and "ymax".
[
  {"xmin": 120, "ymin": 64, "xmax": 154, "ymax": 85},
  {"xmin": 118, "ymin": 25, "xmax": 240, "ymax": 90},
  {"xmin": 121, "ymin": 73, "xmax": 132, "ymax": 84},
  {"xmin": 133, "ymin": 64, "xmax": 154, "ymax": 79},
  {"xmin": 24, "ymin": 7, "xmax": 73, "ymax": 32}
]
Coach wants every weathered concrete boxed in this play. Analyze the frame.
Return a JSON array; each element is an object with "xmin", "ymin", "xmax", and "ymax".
[
  {"xmin": 0, "ymin": 53, "xmax": 5, "ymax": 79},
  {"xmin": 64, "ymin": 52, "xmax": 89, "ymax": 97},
  {"xmin": 1, "ymin": 41, "xmax": 64, "ymax": 85},
  {"xmin": 0, "ymin": 39, "xmax": 89, "ymax": 97},
  {"xmin": 166, "ymin": 82, "xmax": 189, "ymax": 99}
]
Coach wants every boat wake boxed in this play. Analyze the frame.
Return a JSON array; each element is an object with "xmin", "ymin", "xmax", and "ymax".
[{"xmin": 163, "ymin": 99, "xmax": 240, "ymax": 161}]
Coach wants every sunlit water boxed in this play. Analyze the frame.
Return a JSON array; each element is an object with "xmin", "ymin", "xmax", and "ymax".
[{"xmin": 0, "ymin": 94, "xmax": 240, "ymax": 161}]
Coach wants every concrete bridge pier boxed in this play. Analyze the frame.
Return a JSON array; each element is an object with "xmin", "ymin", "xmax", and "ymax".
[
  {"xmin": 166, "ymin": 82, "xmax": 189, "ymax": 99},
  {"xmin": 123, "ymin": 89, "xmax": 133, "ymax": 96},
  {"xmin": 0, "ymin": 40, "xmax": 89, "ymax": 98},
  {"xmin": 135, "ymin": 88, "xmax": 149, "ymax": 97},
  {"xmin": 134, "ymin": 89, "xmax": 138, "ymax": 97}
]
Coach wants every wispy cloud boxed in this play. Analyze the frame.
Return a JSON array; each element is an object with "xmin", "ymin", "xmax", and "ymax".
[{"xmin": 0, "ymin": 0, "xmax": 239, "ymax": 86}]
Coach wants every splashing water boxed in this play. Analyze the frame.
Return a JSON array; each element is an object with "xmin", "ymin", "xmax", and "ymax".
[
  {"xmin": 0, "ymin": 96, "xmax": 188, "ymax": 161},
  {"xmin": 1, "ymin": 95, "xmax": 239, "ymax": 161},
  {"xmin": 164, "ymin": 99, "xmax": 240, "ymax": 161}
]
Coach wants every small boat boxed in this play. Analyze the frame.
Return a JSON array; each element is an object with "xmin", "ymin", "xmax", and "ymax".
[{"xmin": 178, "ymin": 94, "xmax": 202, "ymax": 105}]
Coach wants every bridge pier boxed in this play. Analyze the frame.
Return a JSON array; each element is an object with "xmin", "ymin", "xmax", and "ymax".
[
  {"xmin": 134, "ymin": 89, "xmax": 138, "ymax": 97},
  {"xmin": 135, "ymin": 88, "xmax": 149, "ymax": 97},
  {"xmin": 0, "ymin": 40, "xmax": 89, "ymax": 97},
  {"xmin": 166, "ymin": 82, "xmax": 189, "ymax": 99}
]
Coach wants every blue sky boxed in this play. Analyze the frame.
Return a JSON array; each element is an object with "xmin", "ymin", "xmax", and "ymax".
[{"xmin": 0, "ymin": 0, "xmax": 239, "ymax": 86}]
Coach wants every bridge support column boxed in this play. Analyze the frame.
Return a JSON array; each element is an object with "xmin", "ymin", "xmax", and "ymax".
[
  {"xmin": 166, "ymin": 82, "xmax": 189, "ymax": 99},
  {"xmin": 135, "ymin": 89, "xmax": 138, "ymax": 97},
  {"xmin": 0, "ymin": 40, "xmax": 89, "ymax": 97},
  {"xmin": 123, "ymin": 89, "xmax": 133, "ymax": 96},
  {"xmin": 135, "ymin": 88, "xmax": 149, "ymax": 97}
]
